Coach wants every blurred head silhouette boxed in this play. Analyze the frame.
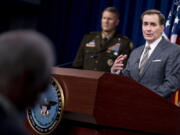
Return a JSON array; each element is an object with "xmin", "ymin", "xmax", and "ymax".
[{"xmin": 0, "ymin": 30, "xmax": 55, "ymax": 112}]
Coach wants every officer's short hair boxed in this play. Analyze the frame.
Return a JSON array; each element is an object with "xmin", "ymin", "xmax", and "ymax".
[
  {"xmin": 103, "ymin": 7, "xmax": 120, "ymax": 18},
  {"xmin": 141, "ymin": 9, "xmax": 165, "ymax": 25}
]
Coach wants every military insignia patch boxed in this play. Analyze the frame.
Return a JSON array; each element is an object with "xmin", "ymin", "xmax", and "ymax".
[
  {"xmin": 107, "ymin": 59, "xmax": 114, "ymax": 66},
  {"xmin": 86, "ymin": 41, "xmax": 96, "ymax": 47},
  {"xmin": 108, "ymin": 43, "xmax": 121, "ymax": 53}
]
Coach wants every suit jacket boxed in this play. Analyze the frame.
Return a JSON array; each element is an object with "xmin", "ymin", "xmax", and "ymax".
[
  {"xmin": 73, "ymin": 32, "xmax": 133, "ymax": 72},
  {"xmin": 122, "ymin": 37, "xmax": 180, "ymax": 98}
]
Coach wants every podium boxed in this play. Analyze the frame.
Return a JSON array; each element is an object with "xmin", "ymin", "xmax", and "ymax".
[{"xmin": 51, "ymin": 67, "xmax": 180, "ymax": 135}]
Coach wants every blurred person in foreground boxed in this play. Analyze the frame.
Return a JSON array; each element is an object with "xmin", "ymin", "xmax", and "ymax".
[{"xmin": 0, "ymin": 30, "xmax": 55, "ymax": 134}]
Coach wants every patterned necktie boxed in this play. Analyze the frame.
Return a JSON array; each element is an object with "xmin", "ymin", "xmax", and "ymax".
[{"xmin": 139, "ymin": 45, "xmax": 151, "ymax": 74}]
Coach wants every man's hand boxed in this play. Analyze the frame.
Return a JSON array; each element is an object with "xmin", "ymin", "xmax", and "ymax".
[{"xmin": 111, "ymin": 54, "xmax": 127, "ymax": 74}]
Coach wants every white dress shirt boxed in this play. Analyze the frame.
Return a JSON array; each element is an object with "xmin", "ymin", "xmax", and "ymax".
[{"xmin": 139, "ymin": 36, "xmax": 162, "ymax": 68}]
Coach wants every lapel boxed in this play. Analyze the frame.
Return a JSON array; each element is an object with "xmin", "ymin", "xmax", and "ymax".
[
  {"xmin": 135, "ymin": 46, "xmax": 144, "ymax": 80},
  {"xmin": 94, "ymin": 32, "xmax": 102, "ymax": 52},
  {"xmin": 139, "ymin": 38, "xmax": 167, "ymax": 79}
]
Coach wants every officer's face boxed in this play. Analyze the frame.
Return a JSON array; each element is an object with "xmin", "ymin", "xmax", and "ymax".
[
  {"xmin": 101, "ymin": 11, "xmax": 119, "ymax": 33},
  {"xmin": 142, "ymin": 14, "xmax": 164, "ymax": 44}
]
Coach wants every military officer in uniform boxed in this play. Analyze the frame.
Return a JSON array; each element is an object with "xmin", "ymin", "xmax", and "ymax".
[{"xmin": 73, "ymin": 7, "xmax": 133, "ymax": 72}]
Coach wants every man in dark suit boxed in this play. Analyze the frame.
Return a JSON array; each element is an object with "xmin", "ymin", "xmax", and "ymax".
[
  {"xmin": 0, "ymin": 30, "xmax": 55, "ymax": 134},
  {"xmin": 111, "ymin": 9, "xmax": 180, "ymax": 98},
  {"xmin": 73, "ymin": 7, "xmax": 133, "ymax": 72}
]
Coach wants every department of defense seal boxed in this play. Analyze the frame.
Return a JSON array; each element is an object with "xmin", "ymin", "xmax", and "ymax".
[{"xmin": 27, "ymin": 77, "xmax": 64, "ymax": 134}]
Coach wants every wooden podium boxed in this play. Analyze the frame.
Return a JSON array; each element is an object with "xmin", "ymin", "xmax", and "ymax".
[{"xmin": 52, "ymin": 67, "xmax": 180, "ymax": 135}]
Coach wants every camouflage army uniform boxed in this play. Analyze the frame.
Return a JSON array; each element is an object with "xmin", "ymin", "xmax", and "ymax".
[{"xmin": 73, "ymin": 32, "xmax": 133, "ymax": 72}]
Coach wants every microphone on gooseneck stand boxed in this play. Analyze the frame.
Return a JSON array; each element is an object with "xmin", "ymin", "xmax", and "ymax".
[
  {"xmin": 57, "ymin": 50, "xmax": 105, "ymax": 66},
  {"xmin": 57, "ymin": 49, "xmax": 109, "ymax": 68},
  {"xmin": 57, "ymin": 61, "xmax": 74, "ymax": 67},
  {"xmin": 89, "ymin": 49, "xmax": 107, "ymax": 59}
]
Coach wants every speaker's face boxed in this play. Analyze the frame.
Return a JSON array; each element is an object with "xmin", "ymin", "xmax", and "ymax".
[{"xmin": 142, "ymin": 14, "xmax": 164, "ymax": 44}]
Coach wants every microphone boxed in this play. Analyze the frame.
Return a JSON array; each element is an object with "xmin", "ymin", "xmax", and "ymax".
[
  {"xmin": 57, "ymin": 61, "xmax": 74, "ymax": 67},
  {"xmin": 90, "ymin": 54, "xmax": 100, "ymax": 59},
  {"xmin": 89, "ymin": 49, "xmax": 107, "ymax": 59},
  {"xmin": 56, "ymin": 53, "xmax": 103, "ymax": 68},
  {"xmin": 57, "ymin": 54, "xmax": 100, "ymax": 67},
  {"xmin": 57, "ymin": 49, "xmax": 121, "ymax": 68}
]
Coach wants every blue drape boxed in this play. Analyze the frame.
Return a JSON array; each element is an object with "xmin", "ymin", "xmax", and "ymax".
[{"xmin": 37, "ymin": 0, "xmax": 173, "ymax": 66}]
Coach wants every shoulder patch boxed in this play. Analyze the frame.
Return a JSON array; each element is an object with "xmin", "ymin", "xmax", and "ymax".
[{"xmin": 116, "ymin": 35, "xmax": 134, "ymax": 49}]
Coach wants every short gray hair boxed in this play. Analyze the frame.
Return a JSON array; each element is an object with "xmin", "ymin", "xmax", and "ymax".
[
  {"xmin": 141, "ymin": 9, "xmax": 165, "ymax": 25},
  {"xmin": 103, "ymin": 7, "xmax": 120, "ymax": 18},
  {"xmin": 0, "ymin": 30, "xmax": 55, "ymax": 91}
]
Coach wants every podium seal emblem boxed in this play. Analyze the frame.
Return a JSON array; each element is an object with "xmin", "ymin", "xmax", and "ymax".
[{"xmin": 27, "ymin": 77, "xmax": 64, "ymax": 134}]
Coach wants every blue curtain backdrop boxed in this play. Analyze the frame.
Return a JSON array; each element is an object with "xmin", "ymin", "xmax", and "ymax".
[{"xmin": 37, "ymin": 0, "xmax": 173, "ymax": 66}]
